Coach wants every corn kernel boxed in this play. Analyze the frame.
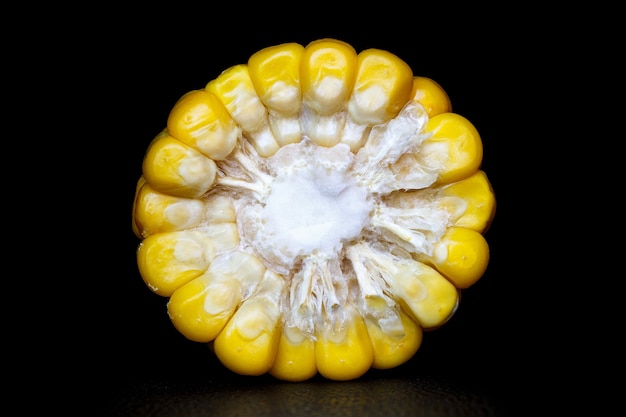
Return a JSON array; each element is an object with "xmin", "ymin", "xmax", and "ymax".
[
  {"xmin": 417, "ymin": 226, "xmax": 490, "ymax": 289},
  {"xmin": 411, "ymin": 76, "xmax": 452, "ymax": 117},
  {"xmin": 421, "ymin": 112, "xmax": 484, "ymax": 185},
  {"xmin": 248, "ymin": 43, "xmax": 304, "ymax": 147},
  {"xmin": 314, "ymin": 304, "xmax": 374, "ymax": 381},
  {"xmin": 347, "ymin": 48, "xmax": 413, "ymax": 125},
  {"xmin": 142, "ymin": 130, "xmax": 217, "ymax": 198},
  {"xmin": 300, "ymin": 39, "xmax": 357, "ymax": 147},
  {"xmin": 341, "ymin": 48, "xmax": 413, "ymax": 152},
  {"xmin": 365, "ymin": 309, "xmax": 422, "ymax": 370},
  {"xmin": 392, "ymin": 260, "xmax": 459, "ymax": 329},
  {"xmin": 206, "ymin": 64, "xmax": 280, "ymax": 158},
  {"xmin": 167, "ymin": 90, "xmax": 240, "ymax": 160},
  {"xmin": 437, "ymin": 170, "xmax": 496, "ymax": 233},
  {"xmin": 132, "ymin": 179, "xmax": 207, "ymax": 238},
  {"xmin": 214, "ymin": 271, "xmax": 284, "ymax": 376},
  {"xmin": 168, "ymin": 251, "xmax": 266, "ymax": 343},
  {"xmin": 206, "ymin": 64, "xmax": 267, "ymax": 133},
  {"xmin": 269, "ymin": 325, "xmax": 317, "ymax": 382},
  {"xmin": 137, "ymin": 230, "xmax": 214, "ymax": 296}
]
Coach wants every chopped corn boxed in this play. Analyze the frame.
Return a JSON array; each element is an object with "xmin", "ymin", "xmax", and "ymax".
[{"xmin": 131, "ymin": 38, "xmax": 496, "ymax": 381}]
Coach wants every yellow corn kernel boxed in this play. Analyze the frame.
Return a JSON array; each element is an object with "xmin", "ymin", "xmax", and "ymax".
[
  {"xmin": 248, "ymin": 43, "xmax": 304, "ymax": 147},
  {"xmin": 366, "ymin": 308, "xmax": 422, "ymax": 370},
  {"xmin": 206, "ymin": 64, "xmax": 267, "ymax": 133},
  {"xmin": 416, "ymin": 226, "xmax": 490, "ymax": 289},
  {"xmin": 137, "ymin": 230, "xmax": 214, "ymax": 297},
  {"xmin": 421, "ymin": 112, "xmax": 483, "ymax": 185},
  {"xmin": 347, "ymin": 48, "xmax": 413, "ymax": 125},
  {"xmin": 437, "ymin": 170, "xmax": 496, "ymax": 233},
  {"xmin": 214, "ymin": 271, "xmax": 284, "ymax": 376},
  {"xmin": 269, "ymin": 325, "xmax": 317, "ymax": 382},
  {"xmin": 167, "ymin": 89, "xmax": 240, "ymax": 160},
  {"xmin": 300, "ymin": 39, "xmax": 357, "ymax": 147},
  {"xmin": 132, "ymin": 177, "xmax": 147, "ymax": 238},
  {"xmin": 132, "ymin": 180, "xmax": 207, "ymax": 238},
  {"xmin": 142, "ymin": 130, "xmax": 217, "ymax": 199},
  {"xmin": 392, "ymin": 260, "xmax": 459, "ymax": 329},
  {"xmin": 206, "ymin": 65, "xmax": 279, "ymax": 158},
  {"xmin": 168, "ymin": 271, "xmax": 241, "ymax": 343},
  {"xmin": 411, "ymin": 76, "xmax": 452, "ymax": 117},
  {"xmin": 315, "ymin": 304, "xmax": 374, "ymax": 381},
  {"xmin": 168, "ymin": 250, "xmax": 267, "ymax": 343},
  {"xmin": 137, "ymin": 223, "xmax": 239, "ymax": 297},
  {"xmin": 301, "ymin": 39, "xmax": 357, "ymax": 114}
]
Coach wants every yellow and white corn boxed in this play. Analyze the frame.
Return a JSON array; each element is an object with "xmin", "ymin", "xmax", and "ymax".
[{"xmin": 132, "ymin": 38, "xmax": 496, "ymax": 381}]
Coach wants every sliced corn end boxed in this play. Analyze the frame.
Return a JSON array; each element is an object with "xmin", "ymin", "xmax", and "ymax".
[
  {"xmin": 416, "ymin": 226, "xmax": 490, "ymax": 289},
  {"xmin": 248, "ymin": 42, "xmax": 304, "ymax": 147},
  {"xmin": 411, "ymin": 76, "xmax": 452, "ymax": 117},
  {"xmin": 314, "ymin": 303, "xmax": 374, "ymax": 381},
  {"xmin": 167, "ymin": 89, "xmax": 240, "ymax": 161},
  {"xmin": 269, "ymin": 325, "xmax": 317, "ymax": 382},
  {"xmin": 420, "ymin": 112, "xmax": 484, "ymax": 185},
  {"xmin": 132, "ymin": 38, "xmax": 495, "ymax": 382},
  {"xmin": 300, "ymin": 39, "xmax": 357, "ymax": 147},
  {"xmin": 214, "ymin": 270, "xmax": 284, "ymax": 376},
  {"xmin": 142, "ymin": 130, "xmax": 218, "ymax": 198},
  {"xmin": 365, "ymin": 308, "xmax": 422, "ymax": 370}
]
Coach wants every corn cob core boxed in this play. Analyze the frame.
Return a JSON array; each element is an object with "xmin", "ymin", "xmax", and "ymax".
[{"xmin": 132, "ymin": 38, "xmax": 496, "ymax": 381}]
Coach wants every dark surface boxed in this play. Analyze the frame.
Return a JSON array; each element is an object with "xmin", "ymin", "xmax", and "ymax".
[{"xmin": 45, "ymin": 7, "xmax": 569, "ymax": 417}]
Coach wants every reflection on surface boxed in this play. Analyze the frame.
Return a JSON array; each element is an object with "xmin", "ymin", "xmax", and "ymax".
[{"xmin": 100, "ymin": 372, "xmax": 515, "ymax": 417}]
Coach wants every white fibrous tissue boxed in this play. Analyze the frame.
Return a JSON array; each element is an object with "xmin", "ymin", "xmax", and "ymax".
[{"xmin": 239, "ymin": 141, "xmax": 373, "ymax": 273}]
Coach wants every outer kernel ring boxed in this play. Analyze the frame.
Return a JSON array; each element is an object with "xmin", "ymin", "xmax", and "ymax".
[{"xmin": 132, "ymin": 38, "xmax": 495, "ymax": 381}]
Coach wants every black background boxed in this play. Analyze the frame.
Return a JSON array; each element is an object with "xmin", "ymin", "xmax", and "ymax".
[{"xmin": 29, "ymin": 6, "xmax": 583, "ymax": 416}]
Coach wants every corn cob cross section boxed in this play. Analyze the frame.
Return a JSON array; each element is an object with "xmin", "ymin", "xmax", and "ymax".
[{"xmin": 132, "ymin": 38, "xmax": 496, "ymax": 381}]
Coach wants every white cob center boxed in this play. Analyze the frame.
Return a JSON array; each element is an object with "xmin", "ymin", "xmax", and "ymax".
[{"xmin": 238, "ymin": 141, "xmax": 373, "ymax": 274}]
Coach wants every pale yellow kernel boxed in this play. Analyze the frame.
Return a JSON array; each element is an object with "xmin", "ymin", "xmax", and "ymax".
[
  {"xmin": 142, "ymin": 131, "xmax": 217, "ymax": 198},
  {"xmin": 214, "ymin": 298, "xmax": 280, "ymax": 376},
  {"xmin": 168, "ymin": 273, "xmax": 241, "ymax": 343},
  {"xmin": 421, "ymin": 112, "xmax": 483, "ymax": 185},
  {"xmin": 347, "ymin": 48, "xmax": 413, "ymax": 125},
  {"xmin": 315, "ymin": 305, "xmax": 374, "ymax": 381},
  {"xmin": 167, "ymin": 90, "xmax": 240, "ymax": 161},
  {"xmin": 248, "ymin": 43, "xmax": 304, "ymax": 115},
  {"xmin": 438, "ymin": 170, "xmax": 496, "ymax": 233},
  {"xmin": 137, "ymin": 230, "xmax": 213, "ymax": 296},
  {"xmin": 206, "ymin": 64, "xmax": 267, "ymax": 132},
  {"xmin": 132, "ymin": 181, "xmax": 206, "ymax": 238},
  {"xmin": 301, "ymin": 38, "xmax": 357, "ymax": 114},
  {"xmin": 411, "ymin": 76, "xmax": 452, "ymax": 117},
  {"xmin": 419, "ymin": 226, "xmax": 490, "ymax": 289},
  {"xmin": 366, "ymin": 309, "xmax": 422, "ymax": 370},
  {"xmin": 392, "ymin": 261, "xmax": 459, "ymax": 329},
  {"xmin": 270, "ymin": 326, "xmax": 317, "ymax": 382}
]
